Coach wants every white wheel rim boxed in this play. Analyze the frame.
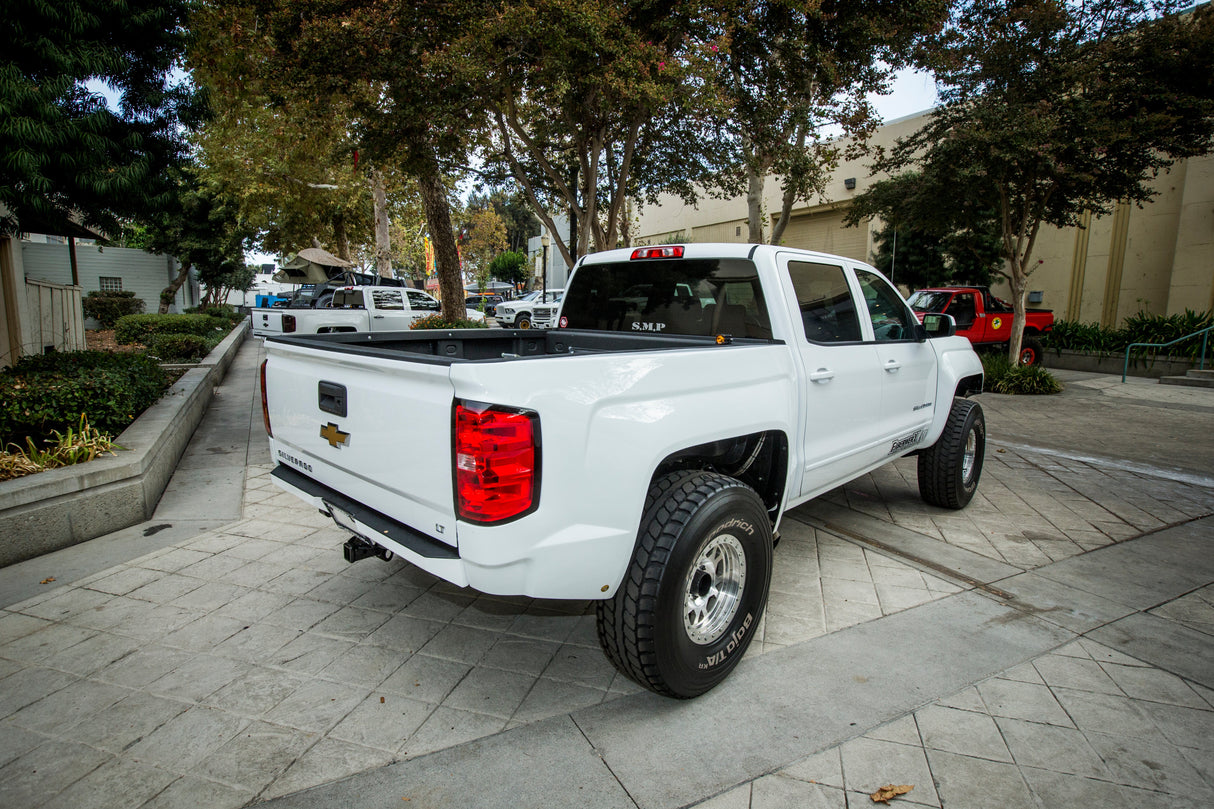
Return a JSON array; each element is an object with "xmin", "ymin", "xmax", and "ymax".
[{"xmin": 683, "ymin": 533, "xmax": 746, "ymax": 645}]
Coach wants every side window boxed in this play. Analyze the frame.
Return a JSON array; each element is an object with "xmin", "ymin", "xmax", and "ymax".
[
  {"xmin": 855, "ymin": 269, "xmax": 914, "ymax": 342},
  {"xmin": 370, "ymin": 289, "xmax": 404, "ymax": 310},
  {"xmin": 949, "ymin": 293, "xmax": 976, "ymax": 329},
  {"xmin": 787, "ymin": 261, "xmax": 862, "ymax": 343},
  {"xmin": 407, "ymin": 291, "xmax": 440, "ymax": 312}
]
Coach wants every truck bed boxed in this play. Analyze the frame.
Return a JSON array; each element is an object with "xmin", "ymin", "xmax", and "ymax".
[{"xmin": 268, "ymin": 328, "xmax": 777, "ymax": 363}]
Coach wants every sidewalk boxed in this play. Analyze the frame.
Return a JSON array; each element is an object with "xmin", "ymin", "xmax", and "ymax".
[{"xmin": 0, "ymin": 339, "xmax": 1210, "ymax": 808}]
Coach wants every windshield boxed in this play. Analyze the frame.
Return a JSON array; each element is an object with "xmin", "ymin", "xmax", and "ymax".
[
  {"xmin": 561, "ymin": 258, "xmax": 772, "ymax": 338},
  {"xmin": 906, "ymin": 291, "xmax": 953, "ymax": 313}
]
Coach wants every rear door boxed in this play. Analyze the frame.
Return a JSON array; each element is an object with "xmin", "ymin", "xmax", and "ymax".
[
  {"xmin": 367, "ymin": 288, "xmax": 419, "ymax": 330},
  {"xmin": 265, "ymin": 341, "xmax": 460, "ymax": 548},
  {"xmin": 777, "ymin": 255, "xmax": 885, "ymax": 497}
]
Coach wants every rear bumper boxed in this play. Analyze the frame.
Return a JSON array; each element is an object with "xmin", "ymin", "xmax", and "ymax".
[{"xmin": 271, "ymin": 465, "xmax": 470, "ymax": 586}]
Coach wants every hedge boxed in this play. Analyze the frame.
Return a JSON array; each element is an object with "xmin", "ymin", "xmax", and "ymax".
[
  {"xmin": 146, "ymin": 333, "xmax": 213, "ymax": 362},
  {"xmin": 82, "ymin": 290, "xmax": 145, "ymax": 328},
  {"xmin": 114, "ymin": 313, "xmax": 228, "ymax": 346},
  {"xmin": 0, "ymin": 351, "xmax": 169, "ymax": 447},
  {"xmin": 1046, "ymin": 309, "xmax": 1213, "ymax": 360}
]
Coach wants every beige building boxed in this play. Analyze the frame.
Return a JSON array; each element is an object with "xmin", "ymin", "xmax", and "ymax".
[{"xmin": 634, "ymin": 110, "xmax": 1214, "ymax": 325}]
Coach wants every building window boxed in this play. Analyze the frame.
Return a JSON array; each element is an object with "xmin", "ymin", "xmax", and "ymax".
[{"xmin": 98, "ymin": 277, "xmax": 123, "ymax": 292}]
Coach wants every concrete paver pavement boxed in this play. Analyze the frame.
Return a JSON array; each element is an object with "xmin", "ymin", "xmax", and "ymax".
[{"xmin": 0, "ymin": 336, "xmax": 1211, "ymax": 808}]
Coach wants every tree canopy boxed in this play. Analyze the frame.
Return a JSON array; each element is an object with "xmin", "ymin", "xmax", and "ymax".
[
  {"xmin": 867, "ymin": 0, "xmax": 1214, "ymax": 359},
  {"xmin": 1, "ymin": 0, "xmax": 202, "ymax": 236}
]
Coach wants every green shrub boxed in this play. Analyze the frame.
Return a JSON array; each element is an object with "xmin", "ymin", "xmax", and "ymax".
[
  {"xmin": 0, "ymin": 351, "xmax": 169, "ymax": 447},
  {"xmin": 146, "ymin": 333, "xmax": 213, "ymax": 362},
  {"xmin": 980, "ymin": 352, "xmax": 1061, "ymax": 395},
  {"xmin": 186, "ymin": 304, "xmax": 243, "ymax": 324},
  {"xmin": 1046, "ymin": 309, "xmax": 1213, "ymax": 361},
  {"xmin": 82, "ymin": 290, "xmax": 145, "ymax": 328},
  {"xmin": 410, "ymin": 314, "xmax": 490, "ymax": 330},
  {"xmin": 114, "ymin": 313, "xmax": 227, "ymax": 345}
]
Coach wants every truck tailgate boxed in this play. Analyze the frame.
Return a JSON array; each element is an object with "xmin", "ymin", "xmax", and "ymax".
[
  {"xmin": 251, "ymin": 309, "xmax": 285, "ymax": 337},
  {"xmin": 264, "ymin": 340, "xmax": 460, "ymax": 551}
]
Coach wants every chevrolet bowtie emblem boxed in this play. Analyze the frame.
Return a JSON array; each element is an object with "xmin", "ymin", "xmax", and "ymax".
[{"xmin": 320, "ymin": 422, "xmax": 350, "ymax": 448}]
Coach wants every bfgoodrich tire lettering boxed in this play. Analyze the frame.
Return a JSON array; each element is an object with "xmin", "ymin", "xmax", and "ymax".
[
  {"xmin": 596, "ymin": 471, "xmax": 773, "ymax": 698},
  {"xmin": 917, "ymin": 398, "xmax": 986, "ymax": 509}
]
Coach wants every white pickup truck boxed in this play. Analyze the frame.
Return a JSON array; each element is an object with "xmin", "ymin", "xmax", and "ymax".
[
  {"xmin": 250, "ymin": 286, "xmax": 482, "ymax": 337},
  {"xmin": 261, "ymin": 244, "xmax": 985, "ymax": 697},
  {"xmin": 492, "ymin": 288, "xmax": 564, "ymax": 328}
]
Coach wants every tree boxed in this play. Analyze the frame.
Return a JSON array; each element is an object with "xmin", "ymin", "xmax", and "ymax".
[
  {"xmin": 187, "ymin": 3, "xmax": 377, "ymax": 262},
  {"xmin": 873, "ymin": 0, "xmax": 1214, "ymax": 361},
  {"xmin": 845, "ymin": 171, "xmax": 1003, "ymax": 289},
  {"xmin": 136, "ymin": 167, "xmax": 252, "ymax": 314},
  {"xmin": 230, "ymin": 0, "xmax": 491, "ymax": 322},
  {"xmin": 488, "ymin": 251, "xmax": 530, "ymax": 289},
  {"xmin": 1, "ymin": 0, "xmax": 201, "ymax": 236},
  {"xmin": 460, "ymin": 206, "xmax": 508, "ymax": 292},
  {"xmin": 707, "ymin": 1, "xmax": 949, "ymax": 243},
  {"xmin": 465, "ymin": 1, "xmax": 729, "ymax": 266}
]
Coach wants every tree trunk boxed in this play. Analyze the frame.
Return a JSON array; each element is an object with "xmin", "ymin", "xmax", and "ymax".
[
  {"xmin": 159, "ymin": 260, "xmax": 192, "ymax": 314},
  {"xmin": 416, "ymin": 152, "xmax": 465, "ymax": 322},
  {"xmin": 746, "ymin": 167, "xmax": 766, "ymax": 243},
  {"xmin": 370, "ymin": 169, "xmax": 392, "ymax": 278},
  {"xmin": 333, "ymin": 212, "xmax": 351, "ymax": 262},
  {"xmin": 1007, "ymin": 256, "xmax": 1028, "ymax": 364}
]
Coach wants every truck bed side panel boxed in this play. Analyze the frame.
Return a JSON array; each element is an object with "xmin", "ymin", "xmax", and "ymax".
[{"xmin": 448, "ymin": 344, "xmax": 798, "ymax": 598}]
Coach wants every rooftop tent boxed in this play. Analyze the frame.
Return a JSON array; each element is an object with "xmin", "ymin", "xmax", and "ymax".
[{"xmin": 272, "ymin": 247, "xmax": 352, "ymax": 285}]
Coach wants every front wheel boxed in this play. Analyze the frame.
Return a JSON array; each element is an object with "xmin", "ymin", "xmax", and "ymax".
[
  {"xmin": 596, "ymin": 471, "xmax": 773, "ymax": 698},
  {"xmin": 918, "ymin": 398, "xmax": 986, "ymax": 509},
  {"xmin": 516, "ymin": 313, "xmax": 532, "ymax": 329}
]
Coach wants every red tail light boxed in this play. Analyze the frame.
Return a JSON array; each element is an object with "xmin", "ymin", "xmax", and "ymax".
[
  {"xmin": 454, "ymin": 402, "xmax": 539, "ymax": 524},
  {"xmin": 631, "ymin": 246, "xmax": 684, "ymax": 260},
  {"xmin": 260, "ymin": 359, "xmax": 272, "ymax": 438},
  {"xmin": 282, "ymin": 314, "xmax": 296, "ymax": 333}
]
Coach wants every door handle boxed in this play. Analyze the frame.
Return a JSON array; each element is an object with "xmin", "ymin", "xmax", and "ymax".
[
  {"xmin": 373, "ymin": 315, "xmax": 384, "ymax": 319},
  {"xmin": 809, "ymin": 368, "xmax": 835, "ymax": 383},
  {"xmin": 884, "ymin": 359, "xmax": 902, "ymax": 372}
]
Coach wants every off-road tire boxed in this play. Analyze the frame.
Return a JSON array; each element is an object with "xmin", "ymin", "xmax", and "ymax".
[
  {"xmin": 917, "ymin": 398, "xmax": 986, "ymax": 509},
  {"xmin": 517, "ymin": 313, "xmax": 532, "ymax": 329},
  {"xmin": 596, "ymin": 471, "xmax": 773, "ymax": 698},
  {"xmin": 1019, "ymin": 337, "xmax": 1043, "ymax": 366}
]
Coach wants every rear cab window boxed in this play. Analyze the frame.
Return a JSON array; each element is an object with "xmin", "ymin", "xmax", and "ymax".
[{"xmin": 560, "ymin": 258, "xmax": 772, "ymax": 338}]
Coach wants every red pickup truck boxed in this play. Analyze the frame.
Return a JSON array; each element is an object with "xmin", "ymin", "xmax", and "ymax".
[{"xmin": 906, "ymin": 287, "xmax": 1054, "ymax": 365}]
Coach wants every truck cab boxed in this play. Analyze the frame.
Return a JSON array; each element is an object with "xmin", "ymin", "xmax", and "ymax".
[{"xmin": 907, "ymin": 286, "xmax": 1054, "ymax": 365}]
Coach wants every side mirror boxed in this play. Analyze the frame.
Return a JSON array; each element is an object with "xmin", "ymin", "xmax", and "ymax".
[{"xmin": 923, "ymin": 313, "xmax": 957, "ymax": 339}]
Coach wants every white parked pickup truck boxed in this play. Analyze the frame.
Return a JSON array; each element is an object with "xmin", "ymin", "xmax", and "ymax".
[
  {"xmin": 493, "ymin": 288, "xmax": 564, "ymax": 328},
  {"xmin": 250, "ymin": 286, "xmax": 483, "ymax": 338},
  {"xmin": 261, "ymin": 244, "xmax": 985, "ymax": 697}
]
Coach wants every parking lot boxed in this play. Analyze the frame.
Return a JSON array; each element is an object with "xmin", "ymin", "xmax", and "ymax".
[{"xmin": 1, "ymin": 336, "xmax": 1212, "ymax": 808}]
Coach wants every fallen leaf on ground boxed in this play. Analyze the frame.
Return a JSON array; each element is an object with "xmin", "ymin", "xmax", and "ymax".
[
  {"xmin": 40, "ymin": 577, "xmax": 55, "ymax": 584},
  {"xmin": 871, "ymin": 784, "xmax": 914, "ymax": 803}
]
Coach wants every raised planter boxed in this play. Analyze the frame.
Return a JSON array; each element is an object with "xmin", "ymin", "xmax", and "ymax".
[
  {"xmin": 0, "ymin": 321, "xmax": 250, "ymax": 567},
  {"xmin": 1042, "ymin": 348, "xmax": 1197, "ymax": 379}
]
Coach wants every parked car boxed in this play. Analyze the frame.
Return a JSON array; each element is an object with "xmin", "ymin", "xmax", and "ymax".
[
  {"xmin": 495, "ymin": 289, "xmax": 565, "ymax": 328},
  {"xmin": 906, "ymin": 286, "xmax": 1054, "ymax": 365},
  {"xmin": 465, "ymin": 293, "xmax": 504, "ymax": 316},
  {"xmin": 260, "ymin": 243, "xmax": 985, "ymax": 698},
  {"xmin": 251, "ymin": 286, "xmax": 483, "ymax": 337}
]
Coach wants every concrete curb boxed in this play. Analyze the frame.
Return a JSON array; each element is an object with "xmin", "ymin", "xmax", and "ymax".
[{"xmin": 0, "ymin": 320, "xmax": 250, "ymax": 566}]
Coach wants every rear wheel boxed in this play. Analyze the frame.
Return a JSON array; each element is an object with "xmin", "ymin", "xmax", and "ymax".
[
  {"xmin": 596, "ymin": 471, "xmax": 773, "ymax": 698},
  {"xmin": 1018, "ymin": 337, "xmax": 1043, "ymax": 366},
  {"xmin": 917, "ymin": 398, "xmax": 986, "ymax": 509}
]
